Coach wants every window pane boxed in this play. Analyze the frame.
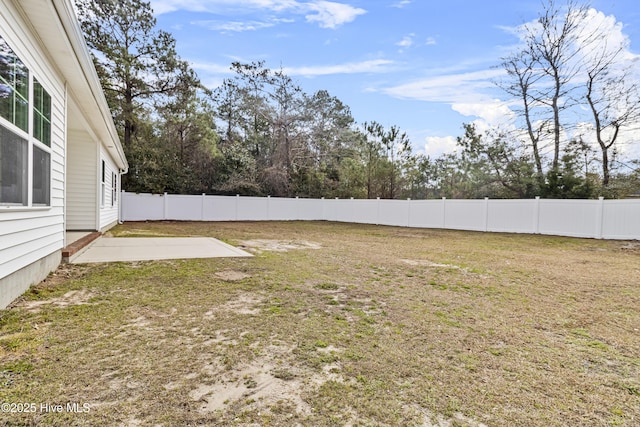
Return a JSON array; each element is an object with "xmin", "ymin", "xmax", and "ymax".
[
  {"xmin": 0, "ymin": 37, "xmax": 16, "ymax": 118},
  {"xmin": 101, "ymin": 160, "xmax": 105, "ymax": 206},
  {"xmin": 15, "ymin": 95, "xmax": 28, "ymax": 132},
  {"xmin": 33, "ymin": 79, "xmax": 51, "ymax": 146},
  {"xmin": 32, "ymin": 146, "xmax": 50, "ymax": 205},
  {"xmin": 0, "ymin": 35, "xmax": 28, "ymax": 132},
  {"xmin": 112, "ymin": 172, "xmax": 117, "ymax": 206},
  {"xmin": 0, "ymin": 123, "xmax": 27, "ymax": 205}
]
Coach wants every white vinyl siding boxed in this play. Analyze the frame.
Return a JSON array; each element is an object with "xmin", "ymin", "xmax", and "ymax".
[
  {"xmin": 0, "ymin": 1, "xmax": 65, "ymax": 280},
  {"xmin": 99, "ymin": 146, "xmax": 119, "ymax": 230},
  {"xmin": 66, "ymin": 129, "xmax": 97, "ymax": 230}
]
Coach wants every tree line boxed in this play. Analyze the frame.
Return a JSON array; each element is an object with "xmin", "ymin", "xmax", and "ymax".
[{"xmin": 76, "ymin": 0, "xmax": 639, "ymax": 199}]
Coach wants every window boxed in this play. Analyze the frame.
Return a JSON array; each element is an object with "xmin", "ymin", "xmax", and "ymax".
[
  {"xmin": 32, "ymin": 146, "xmax": 50, "ymax": 205},
  {"xmin": 0, "ymin": 37, "xmax": 29, "ymax": 132},
  {"xmin": 101, "ymin": 160, "xmax": 105, "ymax": 207},
  {"xmin": 33, "ymin": 79, "xmax": 51, "ymax": 147},
  {"xmin": 0, "ymin": 125, "xmax": 27, "ymax": 205},
  {"xmin": 0, "ymin": 34, "xmax": 52, "ymax": 207},
  {"xmin": 111, "ymin": 171, "xmax": 117, "ymax": 206}
]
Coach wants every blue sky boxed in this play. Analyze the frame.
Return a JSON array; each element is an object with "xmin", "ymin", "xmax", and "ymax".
[{"xmin": 148, "ymin": 0, "xmax": 640, "ymax": 159}]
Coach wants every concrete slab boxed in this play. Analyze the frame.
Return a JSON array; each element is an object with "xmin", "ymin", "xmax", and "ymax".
[
  {"xmin": 63, "ymin": 231, "xmax": 102, "ymax": 262},
  {"xmin": 66, "ymin": 231, "xmax": 93, "ymax": 245},
  {"xmin": 70, "ymin": 237, "xmax": 252, "ymax": 264}
]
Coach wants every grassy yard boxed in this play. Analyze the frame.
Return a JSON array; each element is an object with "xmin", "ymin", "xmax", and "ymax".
[{"xmin": 1, "ymin": 221, "xmax": 639, "ymax": 426}]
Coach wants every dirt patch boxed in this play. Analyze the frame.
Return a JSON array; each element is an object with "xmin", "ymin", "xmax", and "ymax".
[
  {"xmin": 239, "ymin": 239, "xmax": 322, "ymax": 253},
  {"xmin": 620, "ymin": 242, "xmax": 640, "ymax": 252},
  {"xmin": 18, "ymin": 289, "xmax": 95, "ymax": 313},
  {"xmin": 188, "ymin": 341, "xmax": 348, "ymax": 416},
  {"xmin": 204, "ymin": 293, "xmax": 263, "ymax": 316},
  {"xmin": 400, "ymin": 259, "xmax": 462, "ymax": 269},
  {"xmin": 214, "ymin": 270, "xmax": 251, "ymax": 281},
  {"xmin": 414, "ymin": 407, "xmax": 489, "ymax": 427},
  {"xmin": 202, "ymin": 330, "xmax": 239, "ymax": 346},
  {"xmin": 190, "ymin": 360, "xmax": 312, "ymax": 415}
]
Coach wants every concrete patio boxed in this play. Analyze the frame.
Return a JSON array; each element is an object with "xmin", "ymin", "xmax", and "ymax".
[{"xmin": 65, "ymin": 235, "xmax": 252, "ymax": 264}]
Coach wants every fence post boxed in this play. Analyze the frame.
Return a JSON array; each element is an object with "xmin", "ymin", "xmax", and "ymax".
[
  {"xmin": 533, "ymin": 196, "xmax": 541, "ymax": 234},
  {"xmin": 201, "ymin": 193, "xmax": 206, "ymax": 221},
  {"xmin": 163, "ymin": 192, "xmax": 168, "ymax": 220},
  {"xmin": 441, "ymin": 197, "xmax": 447, "ymax": 229},
  {"xmin": 350, "ymin": 197, "xmax": 355, "ymax": 223},
  {"xmin": 376, "ymin": 197, "xmax": 381, "ymax": 225},
  {"xmin": 407, "ymin": 198, "xmax": 412, "ymax": 227},
  {"xmin": 596, "ymin": 196, "xmax": 605, "ymax": 239},
  {"xmin": 235, "ymin": 194, "xmax": 240, "ymax": 221},
  {"xmin": 267, "ymin": 195, "xmax": 271, "ymax": 221},
  {"xmin": 484, "ymin": 197, "xmax": 489, "ymax": 232}
]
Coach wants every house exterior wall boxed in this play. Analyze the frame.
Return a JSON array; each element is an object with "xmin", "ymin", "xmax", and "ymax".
[
  {"xmin": 66, "ymin": 129, "xmax": 97, "ymax": 230},
  {"xmin": 0, "ymin": 0, "xmax": 66, "ymax": 305},
  {"xmin": 99, "ymin": 145, "xmax": 120, "ymax": 231}
]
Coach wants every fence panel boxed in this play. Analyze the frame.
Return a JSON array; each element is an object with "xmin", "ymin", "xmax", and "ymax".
[
  {"xmin": 237, "ymin": 197, "xmax": 269, "ymax": 221},
  {"xmin": 267, "ymin": 197, "xmax": 295, "ymax": 220},
  {"xmin": 444, "ymin": 200, "xmax": 486, "ymax": 231},
  {"xmin": 165, "ymin": 194, "xmax": 203, "ymax": 221},
  {"xmin": 298, "ymin": 198, "xmax": 324, "ymax": 221},
  {"xmin": 122, "ymin": 192, "xmax": 165, "ymax": 221},
  {"xmin": 203, "ymin": 196, "xmax": 236, "ymax": 221},
  {"xmin": 349, "ymin": 199, "xmax": 380, "ymax": 224},
  {"xmin": 538, "ymin": 199, "xmax": 601, "ymax": 238},
  {"xmin": 602, "ymin": 199, "xmax": 640, "ymax": 240},
  {"xmin": 121, "ymin": 192, "xmax": 640, "ymax": 240},
  {"xmin": 378, "ymin": 200, "xmax": 410, "ymax": 227},
  {"xmin": 407, "ymin": 200, "xmax": 444, "ymax": 229},
  {"xmin": 330, "ymin": 199, "xmax": 357, "ymax": 223},
  {"xmin": 487, "ymin": 199, "xmax": 537, "ymax": 234}
]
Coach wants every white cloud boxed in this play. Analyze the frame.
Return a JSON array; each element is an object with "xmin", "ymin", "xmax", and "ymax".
[
  {"xmin": 192, "ymin": 16, "xmax": 296, "ymax": 32},
  {"xmin": 285, "ymin": 59, "xmax": 395, "ymax": 76},
  {"xmin": 423, "ymin": 135, "xmax": 458, "ymax": 157},
  {"xmin": 149, "ymin": 0, "xmax": 366, "ymax": 29},
  {"xmin": 383, "ymin": 69, "xmax": 505, "ymax": 104},
  {"xmin": 192, "ymin": 19, "xmax": 279, "ymax": 32},
  {"xmin": 452, "ymin": 100, "xmax": 515, "ymax": 127},
  {"xmin": 396, "ymin": 34, "xmax": 414, "ymax": 50},
  {"xmin": 189, "ymin": 59, "xmax": 394, "ymax": 83},
  {"xmin": 150, "ymin": 0, "xmax": 303, "ymax": 15},
  {"xmin": 425, "ymin": 37, "xmax": 437, "ymax": 46},
  {"xmin": 304, "ymin": 1, "xmax": 366, "ymax": 29},
  {"xmin": 391, "ymin": 0, "xmax": 412, "ymax": 8},
  {"xmin": 189, "ymin": 62, "xmax": 238, "ymax": 75}
]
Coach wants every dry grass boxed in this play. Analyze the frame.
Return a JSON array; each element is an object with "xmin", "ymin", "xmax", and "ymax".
[{"xmin": 1, "ymin": 221, "xmax": 639, "ymax": 426}]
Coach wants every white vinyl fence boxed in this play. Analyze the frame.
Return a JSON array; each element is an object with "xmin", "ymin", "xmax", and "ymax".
[{"xmin": 121, "ymin": 192, "xmax": 640, "ymax": 240}]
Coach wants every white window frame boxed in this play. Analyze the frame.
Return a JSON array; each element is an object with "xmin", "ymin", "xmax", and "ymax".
[
  {"xmin": 0, "ymin": 35, "xmax": 52, "ymax": 208},
  {"xmin": 111, "ymin": 171, "xmax": 117, "ymax": 207},
  {"xmin": 101, "ymin": 159, "xmax": 106, "ymax": 207}
]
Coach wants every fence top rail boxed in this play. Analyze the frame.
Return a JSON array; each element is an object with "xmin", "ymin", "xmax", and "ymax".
[{"xmin": 122, "ymin": 191, "xmax": 639, "ymax": 203}]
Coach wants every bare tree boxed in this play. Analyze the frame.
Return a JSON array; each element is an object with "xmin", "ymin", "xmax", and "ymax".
[
  {"xmin": 499, "ymin": 0, "xmax": 592, "ymax": 177},
  {"xmin": 531, "ymin": 0, "xmax": 592, "ymax": 171},
  {"xmin": 582, "ymin": 32, "xmax": 640, "ymax": 186},
  {"xmin": 500, "ymin": 52, "xmax": 546, "ymax": 184}
]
